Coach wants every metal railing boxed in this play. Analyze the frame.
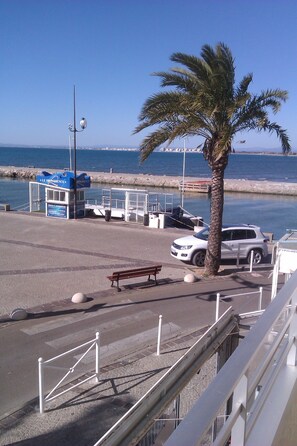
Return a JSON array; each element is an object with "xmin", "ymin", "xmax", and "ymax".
[
  {"xmin": 93, "ymin": 309, "xmax": 238, "ymax": 446},
  {"xmin": 164, "ymin": 270, "xmax": 297, "ymax": 445},
  {"xmin": 215, "ymin": 287, "xmax": 263, "ymax": 321},
  {"xmin": 38, "ymin": 332, "xmax": 99, "ymax": 414},
  {"xmin": 85, "ymin": 198, "xmax": 125, "ymax": 210}
]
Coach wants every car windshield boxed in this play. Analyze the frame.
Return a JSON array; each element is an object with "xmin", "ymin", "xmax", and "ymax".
[{"xmin": 194, "ymin": 228, "xmax": 209, "ymax": 241}]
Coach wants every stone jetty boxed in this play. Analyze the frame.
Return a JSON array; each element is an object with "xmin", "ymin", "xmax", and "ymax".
[{"xmin": 1, "ymin": 166, "xmax": 297, "ymax": 196}]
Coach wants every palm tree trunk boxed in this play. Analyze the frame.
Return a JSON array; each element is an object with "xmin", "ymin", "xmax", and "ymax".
[{"xmin": 204, "ymin": 166, "xmax": 225, "ymax": 275}]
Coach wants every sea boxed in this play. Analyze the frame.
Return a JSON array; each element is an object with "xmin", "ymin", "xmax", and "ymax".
[{"xmin": 0, "ymin": 146, "xmax": 296, "ymax": 240}]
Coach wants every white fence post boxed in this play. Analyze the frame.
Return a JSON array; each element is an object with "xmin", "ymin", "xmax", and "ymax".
[
  {"xmin": 258, "ymin": 287, "xmax": 263, "ymax": 311},
  {"xmin": 38, "ymin": 357, "xmax": 44, "ymax": 414},
  {"xmin": 249, "ymin": 250, "xmax": 254, "ymax": 273},
  {"xmin": 216, "ymin": 293, "xmax": 220, "ymax": 321},
  {"xmin": 95, "ymin": 331, "xmax": 100, "ymax": 383},
  {"xmin": 157, "ymin": 315, "xmax": 163, "ymax": 356},
  {"xmin": 237, "ymin": 245, "xmax": 241, "ymax": 268}
]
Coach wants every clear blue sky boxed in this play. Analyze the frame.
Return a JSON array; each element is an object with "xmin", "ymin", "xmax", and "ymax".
[{"xmin": 0, "ymin": 0, "xmax": 296, "ymax": 151}]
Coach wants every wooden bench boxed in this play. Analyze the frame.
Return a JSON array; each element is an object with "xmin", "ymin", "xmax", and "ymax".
[{"xmin": 107, "ymin": 265, "xmax": 162, "ymax": 291}]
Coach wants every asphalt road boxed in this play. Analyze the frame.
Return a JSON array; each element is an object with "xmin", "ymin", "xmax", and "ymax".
[{"xmin": 0, "ymin": 211, "xmax": 275, "ymax": 419}]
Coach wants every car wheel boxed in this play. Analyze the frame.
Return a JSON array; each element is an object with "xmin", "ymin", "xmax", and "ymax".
[
  {"xmin": 192, "ymin": 250, "xmax": 206, "ymax": 267},
  {"xmin": 247, "ymin": 249, "xmax": 263, "ymax": 264}
]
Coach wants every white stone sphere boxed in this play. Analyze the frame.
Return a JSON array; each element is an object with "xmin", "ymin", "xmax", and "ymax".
[
  {"xmin": 184, "ymin": 273, "xmax": 197, "ymax": 283},
  {"xmin": 10, "ymin": 308, "xmax": 28, "ymax": 320},
  {"xmin": 71, "ymin": 292, "xmax": 87, "ymax": 303}
]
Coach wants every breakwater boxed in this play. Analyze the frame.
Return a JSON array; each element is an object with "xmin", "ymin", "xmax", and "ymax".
[{"xmin": 1, "ymin": 166, "xmax": 297, "ymax": 196}]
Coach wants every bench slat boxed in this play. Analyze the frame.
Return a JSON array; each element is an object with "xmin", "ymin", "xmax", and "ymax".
[
  {"xmin": 108, "ymin": 271, "xmax": 155, "ymax": 280},
  {"xmin": 108, "ymin": 266, "xmax": 161, "ymax": 280},
  {"xmin": 107, "ymin": 265, "xmax": 162, "ymax": 291}
]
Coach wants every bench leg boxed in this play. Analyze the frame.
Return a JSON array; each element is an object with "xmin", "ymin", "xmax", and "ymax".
[
  {"xmin": 148, "ymin": 274, "xmax": 158, "ymax": 285},
  {"xmin": 110, "ymin": 280, "xmax": 121, "ymax": 292}
]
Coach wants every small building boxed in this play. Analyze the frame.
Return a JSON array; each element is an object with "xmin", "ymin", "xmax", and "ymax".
[{"xmin": 30, "ymin": 170, "xmax": 90, "ymax": 219}]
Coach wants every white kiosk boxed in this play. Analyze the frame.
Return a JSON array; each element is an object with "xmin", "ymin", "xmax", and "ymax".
[{"xmin": 30, "ymin": 170, "xmax": 91, "ymax": 219}]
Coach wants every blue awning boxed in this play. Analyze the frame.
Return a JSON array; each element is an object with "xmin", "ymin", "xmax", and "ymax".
[{"xmin": 36, "ymin": 171, "xmax": 91, "ymax": 189}]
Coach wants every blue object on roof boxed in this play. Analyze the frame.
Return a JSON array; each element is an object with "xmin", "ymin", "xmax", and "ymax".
[{"xmin": 36, "ymin": 171, "xmax": 91, "ymax": 189}]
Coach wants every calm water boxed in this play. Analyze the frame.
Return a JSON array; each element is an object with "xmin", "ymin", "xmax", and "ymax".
[
  {"xmin": 0, "ymin": 146, "xmax": 296, "ymax": 240},
  {"xmin": 1, "ymin": 146, "xmax": 297, "ymax": 182}
]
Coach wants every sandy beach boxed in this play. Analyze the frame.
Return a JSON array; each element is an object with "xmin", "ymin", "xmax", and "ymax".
[{"xmin": 1, "ymin": 165, "xmax": 297, "ymax": 196}]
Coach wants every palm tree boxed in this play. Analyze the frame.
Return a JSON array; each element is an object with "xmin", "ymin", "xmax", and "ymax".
[{"xmin": 134, "ymin": 42, "xmax": 291, "ymax": 275}]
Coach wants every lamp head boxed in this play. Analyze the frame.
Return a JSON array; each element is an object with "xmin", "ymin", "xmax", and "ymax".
[{"xmin": 80, "ymin": 117, "xmax": 87, "ymax": 129}]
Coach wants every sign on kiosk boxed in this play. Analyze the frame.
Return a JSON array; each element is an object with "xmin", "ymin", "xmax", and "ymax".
[{"xmin": 36, "ymin": 170, "xmax": 91, "ymax": 219}]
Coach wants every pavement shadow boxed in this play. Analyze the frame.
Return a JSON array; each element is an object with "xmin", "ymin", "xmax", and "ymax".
[
  {"xmin": 0, "ymin": 399, "xmax": 130, "ymax": 446},
  {"xmin": 0, "ymin": 302, "xmax": 108, "ymax": 323},
  {"xmin": 0, "ymin": 366, "xmax": 169, "ymax": 446},
  {"xmin": 86, "ymin": 276, "xmax": 271, "ymax": 309},
  {"xmin": 59, "ymin": 366, "xmax": 168, "ymax": 409}
]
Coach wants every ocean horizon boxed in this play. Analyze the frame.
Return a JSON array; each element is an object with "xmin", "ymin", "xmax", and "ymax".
[{"xmin": 1, "ymin": 145, "xmax": 297, "ymax": 183}]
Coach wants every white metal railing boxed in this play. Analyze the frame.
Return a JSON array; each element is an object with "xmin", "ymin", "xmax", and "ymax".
[
  {"xmin": 215, "ymin": 287, "xmax": 263, "ymax": 321},
  {"xmin": 14, "ymin": 202, "xmax": 31, "ymax": 211},
  {"xmin": 164, "ymin": 270, "xmax": 297, "ymax": 446},
  {"xmin": 85, "ymin": 199, "xmax": 99, "ymax": 205},
  {"xmin": 93, "ymin": 309, "xmax": 237, "ymax": 446},
  {"xmin": 102, "ymin": 197, "xmax": 125, "ymax": 209},
  {"xmin": 38, "ymin": 332, "xmax": 99, "ymax": 414}
]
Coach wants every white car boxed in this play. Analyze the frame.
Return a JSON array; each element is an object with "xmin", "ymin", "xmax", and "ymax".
[{"xmin": 170, "ymin": 224, "xmax": 269, "ymax": 267}]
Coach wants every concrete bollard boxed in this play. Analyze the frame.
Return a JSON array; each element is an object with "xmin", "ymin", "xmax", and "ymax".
[
  {"xmin": 10, "ymin": 308, "xmax": 28, "ymax": 320},
  {"xmin": 184, "ymin": 273, "xmax": 197, "ymax": 283},
  {"xmin": 71, "ymin": 292, "xmax": 87, "ymax": 303}
]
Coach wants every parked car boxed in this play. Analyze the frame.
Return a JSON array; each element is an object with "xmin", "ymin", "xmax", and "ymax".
[{"xmin": 170, "ymin": 224, "xmax": 269, "ymax": 267}]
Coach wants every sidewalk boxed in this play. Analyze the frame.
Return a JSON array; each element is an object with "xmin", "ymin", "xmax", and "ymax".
[
  {"xmin": 0, "ymin": 324, "xmax": 214, "ymax": 446},
  {"xmin": 0, "ymin": 211, "xmax": 276, "ymax": 445},
  {"xmin": 0, "ymin": 268, "xmax": 276, "ymax": 446}
]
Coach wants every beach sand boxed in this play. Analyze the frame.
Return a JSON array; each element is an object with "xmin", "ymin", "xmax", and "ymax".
[{"xmin": 1, "ymin": 166, "xmax": 297, "ymax": 196}]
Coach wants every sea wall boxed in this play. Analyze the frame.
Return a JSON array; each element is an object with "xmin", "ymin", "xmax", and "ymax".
[{"xmin": 1, "ymin": 166, "xmax": 297, "ymax": 196}]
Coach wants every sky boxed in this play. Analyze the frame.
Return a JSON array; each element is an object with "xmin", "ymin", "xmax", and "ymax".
[{"xmin": 0, "ymin": 0, "xmax": 296, "ymax": 151}]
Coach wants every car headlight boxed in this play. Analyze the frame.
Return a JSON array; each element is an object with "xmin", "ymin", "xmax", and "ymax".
[{"xmin": 180, "ymin": 245, "xmax": 193, "ymax": 250}]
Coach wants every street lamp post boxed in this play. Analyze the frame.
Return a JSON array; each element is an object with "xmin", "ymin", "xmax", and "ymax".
[
  {"xmin": 181, "ymin": 138, "xmax": 186, "ymax": 208},
  {"xmin": 68, "ymin": 86, "xmax": 87, "ymax": 219}
]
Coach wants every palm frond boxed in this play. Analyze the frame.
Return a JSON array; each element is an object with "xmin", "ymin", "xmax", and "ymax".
[
  {"xmin": 137, "ymin": 91, "xmax": 184, "ymax": 124},
  {"xmin": 257, "ymin": 121, "xmax": 291, "ymax": 154},
  {"xmin": 153, "ymin": 70, "xmax": 199, "ymax": 94},
  {"xmin": 236, "ymin": 74, "xmax": 253, "ymax": 97},
  {"xmin": 134, "ymin": 42, "xmax": 291, "ymax": 161},
  {"xmin": 139, "ymin": 125, "xmax": 175, "ymax": 161}
]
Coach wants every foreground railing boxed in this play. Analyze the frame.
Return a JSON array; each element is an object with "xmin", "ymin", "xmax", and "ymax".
[
  {"xmin": 215, "ymin": 287, "xmax": 263, "ymax": 321},
  {"xmin": 93, "ymin": 309, "xmax": 238, "ymax": 446},
  {"xmin": 38, "ymin": 332, "xmax": 99, "ymax": 414},
  {"xmin": 164, "ymin": 270, "xmax": 297, "ymax": 446}
]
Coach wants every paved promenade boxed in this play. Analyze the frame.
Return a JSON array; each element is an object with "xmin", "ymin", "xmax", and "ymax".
[
  {"xmin": 0, "ymin": 211, "xmax": 277, "ymax": 445},
  {"xmin": 0, "ymin": 211, "xmax": 190, "ymax": 316}
]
